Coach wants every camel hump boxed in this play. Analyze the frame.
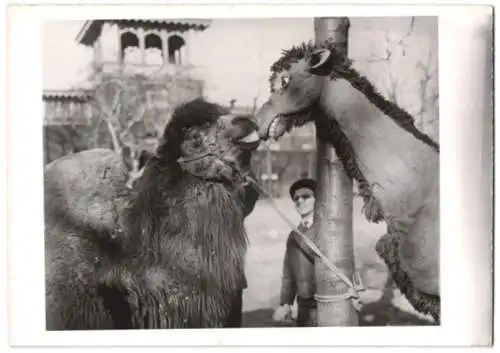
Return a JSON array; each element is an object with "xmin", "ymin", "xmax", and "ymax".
[{"xmin": 44, "ymin": 148, "xmax": 131, "ymax": 235}]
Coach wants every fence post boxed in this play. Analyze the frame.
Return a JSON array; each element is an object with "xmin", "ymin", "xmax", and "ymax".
[{"xmin": 313, "ymin": 17, "xmax": 358, "ymax": 326}]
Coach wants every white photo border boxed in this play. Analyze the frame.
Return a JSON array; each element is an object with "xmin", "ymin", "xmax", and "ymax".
[{"xmin": 5, "ymin": 1, "xmax": 494, "ymax": 347}]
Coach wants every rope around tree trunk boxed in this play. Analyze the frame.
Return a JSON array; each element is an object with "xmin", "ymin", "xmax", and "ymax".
[{"xmin": 245, "ymin": 175, "xmax": 365, "ymax": 312}]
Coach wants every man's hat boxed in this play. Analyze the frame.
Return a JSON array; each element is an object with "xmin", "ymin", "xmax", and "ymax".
[{"xmin": 289, "ymin": 178, "xmax": 317, "ymax": 199}]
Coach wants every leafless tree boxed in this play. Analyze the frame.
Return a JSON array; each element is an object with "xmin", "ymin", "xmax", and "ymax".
[
  {"xmin": 365, "ymin": 17, "xmax": 416, "ymax": 105},
  {"xmin": 75, "ymin": 70, "xmax": 204, "ymax": 176},
  {"xmin": 365, "ymin": 17, "xmax": 439, "ymax": 140},
  {"xmin": 415, "ymin": 49, "xmax": 439, "ymax": 138}
]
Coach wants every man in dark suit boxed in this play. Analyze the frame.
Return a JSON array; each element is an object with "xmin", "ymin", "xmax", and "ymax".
[{"xmin": 273, "ymin": 178, "xmax": 318, "ymax": 327}]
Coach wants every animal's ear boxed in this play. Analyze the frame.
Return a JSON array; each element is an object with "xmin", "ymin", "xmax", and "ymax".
[{"xmin": 307, "ymin": 48, "xmax": 333, "ymax": 76}]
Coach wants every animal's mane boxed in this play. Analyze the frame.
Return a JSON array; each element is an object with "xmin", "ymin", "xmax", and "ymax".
[
  {"xmin": 311, "ymin": 104, "xmax": 385, "ymax": 224},
  {"xmin": 269, "ymin": 40, "xmax": 351, "ymax": 90},
  {"xmin": 328, "ymin": 59, "xmax": 440, "ymax": 152},
  {"xmin": 269, "ymin": 40, "xmax": 317, "ymax": 90}
]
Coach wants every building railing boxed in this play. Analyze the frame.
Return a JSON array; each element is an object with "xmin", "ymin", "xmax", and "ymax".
[{"xmin": 95, "ymin": 61, "xmax": 206, "ymax": 81}]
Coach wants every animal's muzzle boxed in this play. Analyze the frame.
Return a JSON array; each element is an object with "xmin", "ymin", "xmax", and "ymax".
[{"xmin": 254, "ymin": 101, "xmax": 278, "ymax": 140}]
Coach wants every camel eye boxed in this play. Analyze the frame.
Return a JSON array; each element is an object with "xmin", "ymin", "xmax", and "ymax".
[{"xmin": 280, "ymin": 75, "xmax": 290, "ymax": 89}]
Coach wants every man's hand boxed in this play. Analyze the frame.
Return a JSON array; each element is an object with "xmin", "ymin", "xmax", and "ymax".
[{"xmin": 272, "ymin": 304, "xmax": 293, "ymax": 323}]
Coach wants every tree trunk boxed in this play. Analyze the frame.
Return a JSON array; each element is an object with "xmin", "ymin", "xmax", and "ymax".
[
  {"xmin": 104, "ymin": 117, "xmax": 122, "ymax": 156},
  {"xmin": 313, "ymin": 17, "xmax": 358, "ymax": 326}
]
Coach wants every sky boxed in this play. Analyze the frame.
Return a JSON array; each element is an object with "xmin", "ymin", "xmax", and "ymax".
[{"xmin": 42, "ymin": 17, "xmax": 437, "ymax": 107}]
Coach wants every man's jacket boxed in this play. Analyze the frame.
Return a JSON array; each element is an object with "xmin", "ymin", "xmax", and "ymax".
[{"xmin": 280, "ymin": 223, "xmax": 316, "ymax": 305}]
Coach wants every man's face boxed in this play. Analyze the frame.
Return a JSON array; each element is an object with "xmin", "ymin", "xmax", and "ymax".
[{"xmin": 292, "ymin": 187, "xmax": 315, "ymax": 217}]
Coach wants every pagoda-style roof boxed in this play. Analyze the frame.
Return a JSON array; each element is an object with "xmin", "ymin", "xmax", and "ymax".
[{"xmin": 76, "ymin": 19, "xmax": 212, "ymax": 46}]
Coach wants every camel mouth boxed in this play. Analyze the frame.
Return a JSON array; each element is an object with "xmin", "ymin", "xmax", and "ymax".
[
  {"xmin": 237, "ymin": 130, "xmax": 260, "ymax": 144},
  {"xmin": 237, "ymin": 130, "xmax": 261, "ymax": 151}
]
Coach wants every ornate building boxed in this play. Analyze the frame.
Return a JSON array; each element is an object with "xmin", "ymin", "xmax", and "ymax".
[{"xmin": 75, "ymin": 19, "xmax": 210, "ymax": 76}]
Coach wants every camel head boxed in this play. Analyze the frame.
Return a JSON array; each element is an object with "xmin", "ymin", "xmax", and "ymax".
[{"xmin": 157, "ymin": 98, "xmax": 261, "ymax": 184}]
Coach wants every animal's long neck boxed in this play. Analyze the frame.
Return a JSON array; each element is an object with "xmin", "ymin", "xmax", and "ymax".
[
  {"xmin": 319, "ymin": 77, "xmax": 439, "ymax": 215},
  {"xmin": 329, "ymin": 65, "xmax": 439, "ymax": 152}
]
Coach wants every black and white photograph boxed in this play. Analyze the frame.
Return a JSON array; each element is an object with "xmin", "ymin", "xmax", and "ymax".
[{"xmin": 4, "ymin": 2, "xmax": 493, "ymax": 348}]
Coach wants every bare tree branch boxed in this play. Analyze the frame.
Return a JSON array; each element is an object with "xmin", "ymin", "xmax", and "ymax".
[
  {"xmin": 366, "ymin": 17, "xmax": 415, "ymax": 63},
  {"xmin": 104, "ymin": 117, "xmax": 121, "ymax": 154},
  {"xmin": 395, "ymin": 17, "xmax": 416, "ymax": 47},
  {"xmin": 79, "ymin": 71, "xmax": 203, "ymax": 173},
  {"xmin": 415, "ymin": 49, "xmax": 437, "ymax": 129},
  {"xmin": 366, "ymin": 48, "xmax": 392, "ymax": 63},
  {"xmin": 366, "ymin": 32, "xmax": 393, "ymax": 63},
  {"xmin": 93, "ymin": 84, "xmax": 123, "ymax": 155},
  {"xmin": 119, "ymin": 103, "xmax": 148, "ymax": 142},
  {"xmin": 383, "ymin": 70, "xmax": 399, "ymax": 103},
  {"xmin": 364, "ymin": 17, "xmax": 438, "ymax": 137},
  {"xmin": 91, "ymin": 118, "xmax": 103, "ymax": 148}
]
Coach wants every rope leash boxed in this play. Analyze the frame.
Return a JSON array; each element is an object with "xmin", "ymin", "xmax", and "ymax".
[{"xmin": 244, "ymin": 174, "xmax": 365, "ymax": 311}]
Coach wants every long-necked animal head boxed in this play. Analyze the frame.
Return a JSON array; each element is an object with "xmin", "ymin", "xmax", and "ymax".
[
  {"xmin": 156, "ymin": 98, "xmax": 261, "ymax": 184},
  {"xmin": 256, "ymin": 42, "xmax": 351, "ymax": 140}
]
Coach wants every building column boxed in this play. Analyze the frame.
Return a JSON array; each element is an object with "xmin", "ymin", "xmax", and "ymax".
[
  {"xmin": 117, "ymin": 27, "xmax": 123, "ymax": 64},
  {"xmin": 56, "ymin": 101, "xmax": 62, "ymax": 121},
  {"xmin": 160, "ymin": 29, "xmax": 169, "ymax": 65},
  {"xmin": 180, "ymin": 45, "xmax": 186, "ymax": 66},
  {"xmin": 137, "ymin": 28, "xmax": 145, "ymax": 65},
  {"xmin": 93, "ymin": 36, "xmax": 102, "ymax": 69},
  {"xmin": 184, "ymin": 30, "xmax": 191, "ymax": 65},
  {"xmin": 175, "ymin": 50, "xmax": 181, "ymax": 65}
]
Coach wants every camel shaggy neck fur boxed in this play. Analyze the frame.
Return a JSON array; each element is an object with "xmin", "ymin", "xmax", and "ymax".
[{"xmin": 119, "ymin": 157, "xmax": 248, "ymax": 328}]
